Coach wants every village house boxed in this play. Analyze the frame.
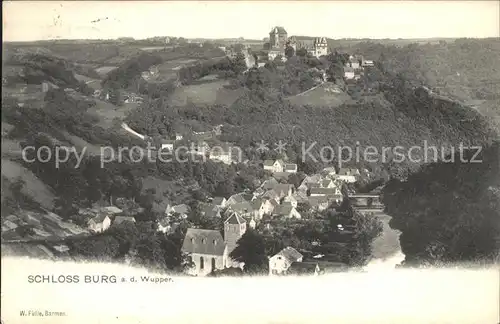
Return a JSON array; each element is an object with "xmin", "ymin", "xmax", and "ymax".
[
  {"xmin": 208, "ymin": 143, "xmax": 241, "ymax": 165},
  {"xmin": 344, "ymin": 66, "xmax": 355, "ymax": 80},
  {"xmin": 336, "ymin": 168, "xmax": 360, "ymax": 183},
  {"xmin": 263, "ymin": 159, "xmax": 285, "ymax": 173},
  {"xmin": 272, "ymin": 204, "xmax": 302, "ymax": 219},
  {"xmin": 226, "ymin": 192, "xmax": 252, "ymax": 206},
  {"xmin": 211, "ymin": 197, "xmax": 227, "ymax": 208},
  {"xmin": 251, "ymin": 198, "xmax": 276, "ymax": 219},
  {"xmin": 297, "ymin": 174, "xmax": 322, "ymax": 192},
  {"xmin": 269, "ymin": 247, "xmax": 304, "ymax": 275},
  {"xmin": 308, "ymin": 196, "xmax": 331, "ymax": 211},
  {"xmin": 321, "ymin": 166, "xmax": 337, "ymax": 177},
  {"xmin": 283, "ymin": 195, "xmax": 298, "ymax": 208},
  {"xmin": 113, "ymin": 216, "xmax": 136, "ymax": 226},
  {"xmin": 87, "ymin": 214, "xmax": 111, "ymax": 233},
  {"xmin": 310, "ymin": 187, "xmax": 343, "ymax": 199},
  {"xmin": 287, "ymin": 261, "xmax": 321, "ymax": 276},
  {"xmin": 200, "ymin": 203, "xmax": 222, "ymax": 218},
  {"xmin": 182, "ymin": 228, "xmax": 227, "ymax": 276},
  {"xmin": 157, "ymin": 217, "xmax": 180, "ymax": 235},
  {"xmin": 284, "ymin": 163, "xmax": 298, "ymax": 173},
  {"xmin": 165, "ymin": 204, "xmax": 191, "ymax": 219},
  {"xmin": 226, "ymin": 201, "xmax": 256, "ymax": 219}
]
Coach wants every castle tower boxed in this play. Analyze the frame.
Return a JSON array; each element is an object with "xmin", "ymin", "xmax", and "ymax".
[
  {"xmin": 224, "ymin": 213, "xmax": 247, "ymax": 266},
  {"xmin": 313, "ymin": 37, "xmax": 328, "ymax": 57},
  {"xmin": 269, "ymin": 26, "xmax": 288, "ymax": 49}
]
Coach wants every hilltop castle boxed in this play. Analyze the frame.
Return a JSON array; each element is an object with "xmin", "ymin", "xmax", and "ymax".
[{"xmin": 266, "ymin": 26, "xmax": 329, "ymax": 60}]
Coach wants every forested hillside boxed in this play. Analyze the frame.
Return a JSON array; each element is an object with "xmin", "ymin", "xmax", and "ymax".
[{"xmin": 383, "ymin": 141, "xmax": 500, "ymax": 266}]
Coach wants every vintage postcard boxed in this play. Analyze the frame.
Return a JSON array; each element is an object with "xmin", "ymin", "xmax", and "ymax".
[{"xmin": 1, "ymin": 1, "xmax": 499, "ymax": 323}]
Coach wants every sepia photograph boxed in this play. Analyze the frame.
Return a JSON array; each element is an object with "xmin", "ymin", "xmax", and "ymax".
[{"xmin": 1, "ymin": 1, "xmax": 499, "ymax": 323}]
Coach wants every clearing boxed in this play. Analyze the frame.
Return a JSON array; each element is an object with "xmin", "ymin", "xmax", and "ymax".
[
  {"xmin": 87, "ymin": 99, "xmax": 139, "ymax": 128},
  {"xmin": 287, "ymin": 82, "xmax": 351, "ymax": 107},
  {"xmin": 168, "ymin": 80, "xmax": 241, "ymax": 106}
]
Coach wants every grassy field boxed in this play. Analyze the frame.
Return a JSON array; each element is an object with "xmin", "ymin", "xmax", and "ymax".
[
  {"xmin": 168, "ymin": 79, "xmax": 235, "ymax": 106},
  {"xmin": 287, "ymin": 82, "xmax": 351, "ymax": 107},
  {"xmin": 87, "ymin": 99, "xmax": 139, "ymax": 128},
  {"xmin": 1, "ymin": 159, "xmax": 56, "ymax": 210}
]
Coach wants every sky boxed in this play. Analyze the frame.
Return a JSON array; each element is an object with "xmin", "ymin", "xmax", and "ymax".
[{"xmin": 3, "ymin": 1, "xmax": 500, "ymax": 42}]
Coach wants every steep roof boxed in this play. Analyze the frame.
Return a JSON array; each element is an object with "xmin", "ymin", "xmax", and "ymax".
[
  {"xmin": 273, "ymin": 204, "xmax": 295, "ymax": 216},
  {"xmin": 171, "ymin": 204, "xmax": 190, "ymax": 215},
  {"xmin": 212, "ymin": 197, "xmax": 226, "ymax": 205},
  {"xmin": 225, "ymin": 213, "xmax": 246, "ymax": 225},
  {"xmin": 275, "ymin": 247, "xmax": 303, "ymax": 263},
  {"xmin": 88, "ymin": 214, "xmax": 109, "ymax": 224},
  {"xmin": 181, "ymin": 228, "xmax": 225, "ymax": 256},
  {"xmin": 263, "ymin": 160, "xmax": 276, "ymax": 167},
  {"xmin": 228, "ymin": 201, "xmax": 254, "ymax": 214},
  {"xmin": 270, "ymin": 26, "xmax": 287, "ymax": 35}
]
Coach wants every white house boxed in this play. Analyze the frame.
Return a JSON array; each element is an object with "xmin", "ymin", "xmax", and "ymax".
[
  {"xmin": 251, "ymin": 198, "xmax": 276, "ymax": 219},
  {"xmin": 272, "ymin": 205, "xmax": 301, "ymax": 219},
  {"xmin": 87, "ymin": 215, "xmax": 111, "ymax": 233},
  {"xmin": 182, "ymin": 228, "xmax": 227, "ymax": 276},
  {"xmin": 336, "ymin": 168, "xmax": 360, "ymax": 183},
  {"xmin": 344, "ymin": 67, "xmax": 355, "ymax": 80},
  {"xmin": 263, "ymin": 159, "xmax": 285, "ymax": 173},
  {"xmin": 284, "ymin": 163, "xmax": 298, "ymax": 173},
  {"xmin": 269, "ymin": 247, "xmax": 303, "ymax": 275}
]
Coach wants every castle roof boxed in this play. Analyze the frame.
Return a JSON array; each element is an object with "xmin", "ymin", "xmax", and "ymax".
[{"xmin": 270, "ymin": 26, "xmax": 287, "ymax": 35}]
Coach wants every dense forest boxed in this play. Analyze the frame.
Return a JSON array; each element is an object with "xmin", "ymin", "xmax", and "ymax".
[{"xmin": 383, "ymin": 141, "xmax": 500, "ymax": 266}]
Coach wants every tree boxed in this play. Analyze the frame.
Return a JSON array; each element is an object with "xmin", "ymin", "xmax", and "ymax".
[
  {"xmin": 285, "ymin": 46, "xmax": 295, "ymax": 59},
  {"xmin": 232, "ymin": 53, "xmax": 248, "ymax": 75},
  {"xmin": 229, "ymin": 229, "xmax": 268, "ymax": 274},
  {"xmin": 296, "ymin": 48, "xmax": 308, "ymax": 57}
]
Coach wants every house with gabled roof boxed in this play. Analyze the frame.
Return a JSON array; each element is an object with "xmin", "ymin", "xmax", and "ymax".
[
  {"xmin": 283, "ymin": 195, "xmax": 298, "ymax": 208},
  {"xmin": 208, "ymin": 143, "xmax": 242, "ymax": 165},
  {"xmin": 199, "ymin": 203, "xmax": 222, "ymax": 218},
  {"xmin": 226, "ymin": 193, "xmax": 252, "ymax": 206},
  {"xmin": 251, "ymin": 198, "xmax": 276, "ymax": 219},
  {"xmin": 211, "ymin": 197, "xmax": 227, "ymax": 208},
  {"xmin": 272, "ymin": 205, "xmax": 301, "ymax": 219},
  {"xmin": 87, "ymin": 214, "xmax": 111, "ymax": 233},
  {"xmin": 263, "ymin": 159, "xmax": 285, "ymax": 173},
  {"xmin": 336, "ymin": 168, "xmax": 360, "ymax": 183},
  {"xmin": 182, "ymin": 228, "xmax": 227, "ymax": 276},
  {"xmin": 226, "ymin": 201, "xmax": 255, "ymax": 219},
  {"xmin": 269, "ymin": 247, "xmax": 303, "ymax": 275},
  {"xmin": 165, "ymin": 204, "xmax": 191, "ymax": 218}
]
